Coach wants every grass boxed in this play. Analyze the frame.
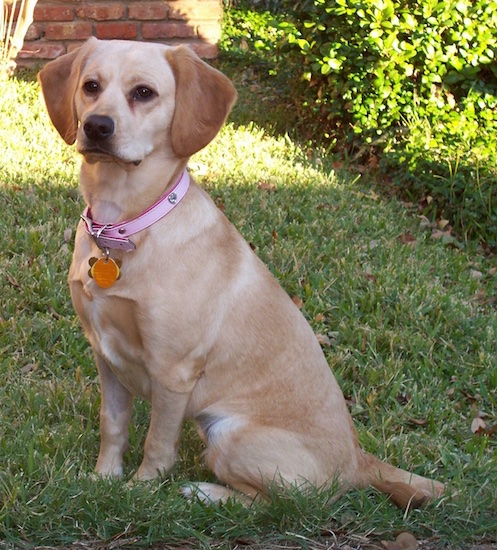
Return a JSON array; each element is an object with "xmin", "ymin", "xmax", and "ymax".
[{"xmin": 0, "ymin": 60, "xmax": 496, "ymax": 549}]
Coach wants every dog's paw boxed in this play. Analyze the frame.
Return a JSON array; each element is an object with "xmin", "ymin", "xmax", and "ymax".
[
  {"xmin": 79, "ymin": 468, "xmax": 123, "ymax": 482},
  {"xmin": 181, "ymin": 482, "xmax": 254, "ymax": 506}
]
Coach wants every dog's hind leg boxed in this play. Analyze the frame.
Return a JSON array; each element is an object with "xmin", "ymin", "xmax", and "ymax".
[{"xmin": 195, "ymin": 418, "xmax": 341, "ymax": 505}]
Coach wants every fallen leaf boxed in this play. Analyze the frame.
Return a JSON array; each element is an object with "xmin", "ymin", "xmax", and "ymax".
[
  {"xmin": 382, "ymin": 532, "xmax": 418, "ymax": 550},
  {"xmin": 291, "ymin": 295, "xmax": 303, "ymax": 309},
  {"xmin": 20, "ymin": 363, "xmax": 38, "ymax": 374},
  {"xmin": 471, "ymin": 416, "xmax": 487, "ymax": 434},
  {"xmin": 316, "ymin": 333, "xmax": 331, "ymax": 347},
  {"xmin": 419, "ymin": 215, "xmax": 435, "ymax": 229},
  {"xmin": 396, "ymin": 532, "xmax": 418, "ymax": 549},
  {"xmin": 397, "ymin": 232, "xmax": 417, "ymax": 245},
  {"xmin": 470, "ymin": 269, "xmax": 483, "ymax": 279},
  {"xmin": 49, "ymin": 307, "xmax": 62, "ymax": 320},
  {"xmin": 314, "ymin": 313, "xmax": 326, "ymax": 322},
  {"xmin": 438, "ymin": 218, "xmax": 450, "ymax": 229},
  {"xmin": 482, "ymin": 422, "xmax": 497, "ymax": 436},
  {"xmin": 271, "ymin": 229, "xmax": 278, "ymax": 242},
  {"xmin": 63, "ymin": 228, "xmax": 72, "ymax": 242},
  {"xmin": 431, "ymin": 229, "xmax": 445, "ymax": 240},
  {"xmin": 408, "ymin": 417, "xmax": 429, "ymax": 426}
]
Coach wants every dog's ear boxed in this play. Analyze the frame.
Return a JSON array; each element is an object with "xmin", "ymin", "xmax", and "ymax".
[
  {"xmin": 38, "ymin": 38, "xmax": 97, "ymax": 145},
  {"xmin": 166, "ymin": 46, "xmax": 237, "ymax": 158}
]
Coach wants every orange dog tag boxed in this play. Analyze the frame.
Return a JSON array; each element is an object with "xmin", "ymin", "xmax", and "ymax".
[{"xmin": 88, "ymin": 256, "xmax": 121, "ymax": 288}]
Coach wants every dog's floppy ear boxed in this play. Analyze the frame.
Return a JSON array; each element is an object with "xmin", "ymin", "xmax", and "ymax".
[
  {"xmin": 166, "ymin": 46, "xmax": 237, "ymax": 158},
  {"xmin": 38, "ymin": 38, "xmax": 97, "ymax": 144}
]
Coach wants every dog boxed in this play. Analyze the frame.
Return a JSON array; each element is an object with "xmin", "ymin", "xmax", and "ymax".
[{"xmin": 38, "ymin": 37, "xmax": 444, "ymax": 509}]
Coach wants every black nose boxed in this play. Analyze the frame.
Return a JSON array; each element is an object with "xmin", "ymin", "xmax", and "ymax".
[{"xmin": 83, "ymin": 115, "xmax": 115, "ymax": 141}]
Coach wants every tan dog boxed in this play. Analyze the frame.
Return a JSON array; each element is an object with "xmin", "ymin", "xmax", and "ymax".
[{"xmin": 38, "ymin": 37, "xmax": 444, "ymax": 509}]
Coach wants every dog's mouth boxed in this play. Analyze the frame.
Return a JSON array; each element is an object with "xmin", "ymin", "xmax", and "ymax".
[{"xmin": 78, "ymin": 143, "xmax": 142, "ymax": 166}]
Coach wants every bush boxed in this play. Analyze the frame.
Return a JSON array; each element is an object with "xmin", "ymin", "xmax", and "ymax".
[
  {"xmin": 279, "ymin": 0, "xmax": 497, "ymax": 140},
  {"xmin": 277, "ymin": 0, "xmax": 497, "ymax": 244}
]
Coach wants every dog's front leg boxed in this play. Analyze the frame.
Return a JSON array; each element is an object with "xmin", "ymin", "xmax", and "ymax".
[
  {"xmin": 94, "ymin": 353, "xmax": 133, "ymax": 478},
  {"xmin": 133, "ymin": 386, "xmax": 190, "ymax": 481}
]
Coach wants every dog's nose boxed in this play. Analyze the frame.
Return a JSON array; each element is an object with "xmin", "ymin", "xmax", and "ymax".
[{"xmin": 83, "ymin": 115, "xmax": 115, "ymax": 141}]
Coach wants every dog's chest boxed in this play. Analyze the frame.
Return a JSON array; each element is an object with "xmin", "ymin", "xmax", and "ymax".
[{"xmin": 77, "ymin": 284, "xmax": 152, "ymax": 399}]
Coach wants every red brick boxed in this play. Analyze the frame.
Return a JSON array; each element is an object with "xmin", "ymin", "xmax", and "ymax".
[
  {"xmin": 169, "ymin": 1, "xmax": 222, "ymax": 22},
  {"xmin": 19, "ymin": 42, "xmax": 66, "ymax": 59},
  {"xmin": 34, "ymin": 5, "xmax": 74, "ymax": 21},
  {"xmin": 95, "ymin": 22, "xmax": 138, "ymax": 39},
  {"xmin": 76, "ymin": 3, "xmax": 126, "ymax": 21},
  {"xmin": 25, "ymin": 23, "xmax": 44, "ymax": 41},
  {"xmin": 129, "ymin": 3, "xmax": 169, "ymax": 21},
  {"xmin": 142, "ymin": 22, "xmax": 195, "ymax": 40},
  {"xmin": 45, "ymin": 22, "xmax": 93, "ymax": 40}
]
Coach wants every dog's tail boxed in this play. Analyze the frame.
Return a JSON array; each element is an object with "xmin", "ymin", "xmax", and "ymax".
[{"xmin": 359, "ymin": 451, "xmax": 444, "ymax": 510}]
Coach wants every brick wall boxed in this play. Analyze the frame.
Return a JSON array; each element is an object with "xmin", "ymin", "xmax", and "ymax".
[{"xmin": 17, "ymin": 0, "xmax": 222, "ymax": 67}]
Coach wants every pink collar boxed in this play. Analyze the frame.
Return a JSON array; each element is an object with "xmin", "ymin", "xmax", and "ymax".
[{"xmin": 81, "ymin": 169, "xmax": 190, "ymax": 252}]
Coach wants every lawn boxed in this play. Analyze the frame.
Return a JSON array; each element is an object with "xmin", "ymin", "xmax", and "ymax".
[{"xmin": 0, "ymin": 56, "xmax": 496, "ymax": 549}]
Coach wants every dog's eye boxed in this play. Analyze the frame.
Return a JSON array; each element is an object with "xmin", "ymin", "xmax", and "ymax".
[
  {"xmin": 133, "ymin": 86, "xmax": 155, "ymax": 101},
  {"xmin": 83, "ymin": 81, "xmax": 100, "ymax": 94}
]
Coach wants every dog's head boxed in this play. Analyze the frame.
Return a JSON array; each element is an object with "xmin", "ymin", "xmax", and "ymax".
[{"xmin": 38, "ymin": 38, "xmax": 237, "ymax": 165}]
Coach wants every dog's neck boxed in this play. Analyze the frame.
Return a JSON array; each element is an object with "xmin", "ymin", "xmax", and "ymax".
[{"xmin": 79, "ymin": 155, "xmax": 187, "ymax": 224}]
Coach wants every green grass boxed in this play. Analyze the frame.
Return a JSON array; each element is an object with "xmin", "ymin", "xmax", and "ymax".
[{"xmin": 0, "ymin": 65, "xmax": 496, "ymax": 549}]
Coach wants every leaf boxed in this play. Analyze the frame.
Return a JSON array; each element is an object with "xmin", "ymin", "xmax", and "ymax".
[
  {"xmin": 469, "ymin": 269, "xmax": 483, "ymax": 279},
  {"xmin": 382, "ymin": 532, "xmax": 418, "ymax": 550},
  {"xmin": 20, "ymin": 363, "xmax": 38, "ymax": 374},
  {"xmin": 471, "ymin": 416, "xmax": 486, "ymax": 434},
  {"xmin": 482, "ymin": 423, "xmax": 497, "ymax": 437},
  {"xmin": 418, "ymin": 215, "xmax": 435, "ymax": 229},
  {"xmin": 316, "ymin": 333, "xmax": 331, "ymax": 347},
  {"xmin": 397, "ymin": 232, "xmax": 417, "ymax": 245},
  {"xmin": 291, "ymin": 295, "xmax": 303, "ymax": 309},
  {"xmin": 408, "ymin": 417, "xmax": 429, "ymax": 426}
]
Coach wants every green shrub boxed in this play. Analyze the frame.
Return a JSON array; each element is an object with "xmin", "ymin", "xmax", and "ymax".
[
  {"xmin": 276, "ymin": 0, "xmax": 497, "ymax": 244},
  {"xmin": 279, "ymin": 0, "xmax": 497, "ymax": 141}
]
